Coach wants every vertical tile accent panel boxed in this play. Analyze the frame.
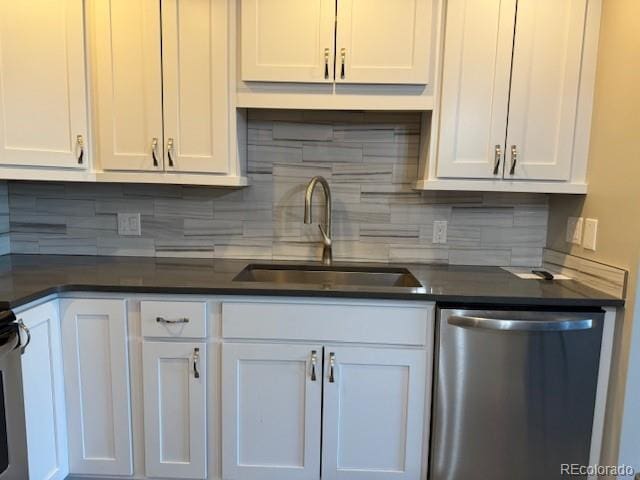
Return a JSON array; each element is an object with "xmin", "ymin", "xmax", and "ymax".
[{"xmin": 6, "ymin": 111, "xmax": 550, "ymax": 266}]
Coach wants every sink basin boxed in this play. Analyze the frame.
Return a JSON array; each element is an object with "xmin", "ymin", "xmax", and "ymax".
[{"xmin": 233, "ymin": 264, "xmax": 422, "ymax": 288}]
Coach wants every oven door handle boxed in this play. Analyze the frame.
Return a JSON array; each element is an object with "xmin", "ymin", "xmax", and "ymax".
[{"xmin": 447, "ymin": 314, "xmax": 594, "ymax": 332}]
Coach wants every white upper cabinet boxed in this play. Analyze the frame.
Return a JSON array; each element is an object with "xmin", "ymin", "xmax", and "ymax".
[
  {"xmin": 143, "ymin": 341, "xmax": 207, "ymax": 479},
  {"xmin": 91, "ymin": 0, "xmax": 164, "ymax": 172},
  {"xmin": 60, "ymin": 299, "xmax": 133, "ymax": 477},
  {"xmin": 222, "ymin": 342, "xmax": 322, "ymax": 480},
  {"xmin": 506, "ymin": 0, "xmax": 588, "ymax": 181},
  {"xmin": 426, "ymin": 0, "xmax": 600, "ymax": 192},
  {"xmin": 240, "ymin": 0, "xmax": 433, "ymax": 85},
  {"xmin": 435, "ymin": 0, "xmax": 515, "ymax": 179},
  {"xmin": 162, "ymin": 0, "xmax": 231, "ymax": 173},
  {"xmin": 321, "ymin": 346, "xmax": 427, "ymax": 480},
  {"xmin": 241, "ymin": 0, "xmax": 336, "ymax": 83},
  {"xmin": 335, "ymin": 0, "xmax": 432, "ymax": 84},
  {"xmin": 0, "ymin": 0, "xmax": 88, "ymax": 169}
]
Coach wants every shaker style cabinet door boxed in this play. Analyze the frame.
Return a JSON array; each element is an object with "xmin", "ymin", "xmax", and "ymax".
[
  {"xmin": 321, "ymin": 346, "xmax": 427, "ymax": 480},
  {"xmin": 0, "ymin": 0, "xmax": 88, "ymax": 169},
  {"xmin": 335, "ymin": 0, "xmax": 433, "ymax": 84},
  {"xmin": 90, "ymin": 0, "xmax": 164, "ymax": 172},
  {"xmin": 60, "ymin": 299, "xmax": 133, "ymax": 477},
  {"xmin": 240, "ymin": 0, "xmax": 337, "ymax": 83},
  {"xmin": 19, "ymin": 301, "xmax": 69, "ymax": 480},
  {"xmin": 161, "ymin": 0, "xmax": 231, "ymax": 173},
  {"xmin": 222, "ymin": 343, "xmax": 322, "ymax": 480},
  {"xmin": 143, "ymin": 341, "xmax": 207, "ymax": 479},
  {"xmin": 505, "ymin": 0, "xmax": 588, "ymax": 181},
  {"xmin": 435, "ymin": 0, "xmax": 516, "ymax": 179}
]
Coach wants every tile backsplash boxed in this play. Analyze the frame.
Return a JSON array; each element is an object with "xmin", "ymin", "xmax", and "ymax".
[{"xmin": 6, "ymin": 110, "xmax": 548, "ymax": 266}]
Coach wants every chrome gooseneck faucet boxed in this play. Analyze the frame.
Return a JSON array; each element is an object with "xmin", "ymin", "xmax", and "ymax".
[{"xmin": 304, "ymin": 176, "xmax": 332, "ymax": 265}]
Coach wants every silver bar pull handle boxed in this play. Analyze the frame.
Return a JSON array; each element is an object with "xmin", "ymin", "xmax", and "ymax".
[
  {"xmin": 76, "ymin": 134, "xmax": 84, "ymax": 164},
  {"xmin": 448, "ymin": 315, "xmax": 594, "ymax": 332},
  {"xmin": 329, "ymin": 352, "xmax": 336, "ymax": 383},
  {"xmin": 324, "ymin": 48, "xmax": 330, "ymax": 80},
  {"xmin": 509, "ymin": 145, "xmax": 518, "ymax": 175},
  {"xmin": 156, "ymin": 316, "xmax": 189, "ymax": 324},
  {"xmin": 193, "ymin": 348, "xmax": 200, "ymax": 379},
  {"xmin": 151, "ymin": 137, "xmax": 159, "ymax": 167},
  {"xmin": 340, "ymin": 48, "xmax": 346, "ymax": 79},
  {"xmin": 17, "ymin": 319, "xmax": 31, "ymax": 355},
  {"xmin": 310, "ymin": 350, "xmax": 317, "ymax": 381},
  {"xmin": 493, "ymin": 144, "xmax": 502, "ymax": 175},
  {"xmin": 167, "ymin": 138, "xmax": 175, "ymax": 167}
]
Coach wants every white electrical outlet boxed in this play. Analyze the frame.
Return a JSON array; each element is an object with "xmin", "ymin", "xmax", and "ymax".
[
  {"xmin": 566, "ymin": 217, "xmax": 583, "ymax": 245},
  {"xmin": 117, "ymin": 213, "xmax": 142, "ymax": 236},
  {"xmin": 583, "ymin": 218, "xmax": 598, "ymax": 251},
  {"xmin": 432, "ymin": 220, "xmax": 448, "ymax": 244}
]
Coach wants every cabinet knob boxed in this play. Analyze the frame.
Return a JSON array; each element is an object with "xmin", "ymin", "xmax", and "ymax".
[
  {"xmin": 324, "ymin": 48, "xmax": 330, "ymax": 80},
  {"xmin": 167, "ymin": 138, "xmax": 175, "ymax": 167},
  {"xmin": 151, "ymin": 137, "xmax": 159, "ymax": 167},
  {"xmin": 310, "ymin": 350, "xmax": 317, "ymax": 381},
  {"xmin": 493, "ymin": 144, "xmax": 502, "ymax": 175},
  {"xmin": 76, "ymin": 134, "xmax": 84, "ymax": 164},
  {"xmin": 329, "ymin": 352, "xmax": 336, "ymax": 383},
  {"xmin": 193, "ymin": 347, "xmax": 200, "ymax": 379},
  {"xmin": 509, "ymin": 145, "xmax": 518, "ymax": 175},
  {"xmin": 17, "ymin": 319, "xmax": 31, "ymax": 355}
]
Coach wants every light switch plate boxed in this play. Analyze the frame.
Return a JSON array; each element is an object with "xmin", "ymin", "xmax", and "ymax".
[
  {"xmin": 432, "ymin": 220, "xmax": 448, "ymax": 244},
  {"xmin": 583, "ymin": 218, "xmax": 598, "ymax": 250},
  {"xmin": 566, "ymin": 217, "xmax": 583, "ymax": 245},
  {"xmin": 117, "ymin": 213, "xmax": 142, "ymax": 236}
]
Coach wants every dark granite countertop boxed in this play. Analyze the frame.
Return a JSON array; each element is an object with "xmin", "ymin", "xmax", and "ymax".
[{"xmin": 0, "ymin": 254, "xmax": 624, "ymax": 310}]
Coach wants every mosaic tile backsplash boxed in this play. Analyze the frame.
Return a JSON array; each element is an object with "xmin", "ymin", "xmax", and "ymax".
[{"xmin": 6, "ymin": 110, "xmax": 548, "ymax": 266}]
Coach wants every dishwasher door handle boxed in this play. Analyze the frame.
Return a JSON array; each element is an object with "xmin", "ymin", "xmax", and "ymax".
[{"xmin": 448, "ymin": 315, "xmax": 594, "ymax": 332}]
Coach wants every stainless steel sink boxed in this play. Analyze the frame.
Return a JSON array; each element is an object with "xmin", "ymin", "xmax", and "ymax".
[{"xmin": 233, "ymin": 264, "xmax": 422, "ymax": 288}]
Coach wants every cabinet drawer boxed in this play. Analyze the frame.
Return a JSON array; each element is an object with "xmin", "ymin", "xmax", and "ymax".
[
  {"xmin": 141, "ymin": 301, "xmax": 207, "ymax": 338},
  {"xmin": 222, "ymin": 301, "xmax": 431, "ymax": 346}
]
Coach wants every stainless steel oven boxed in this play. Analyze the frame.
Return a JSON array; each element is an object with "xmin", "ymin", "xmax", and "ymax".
[{"xmin": 0, "ymin": 310, "xmax": 28, "ymax": 480}]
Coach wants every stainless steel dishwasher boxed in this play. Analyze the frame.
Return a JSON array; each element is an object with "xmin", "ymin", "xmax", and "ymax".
[{"xmin": 431, "ymin": 308, "xmax": 604, "ymax": 480}]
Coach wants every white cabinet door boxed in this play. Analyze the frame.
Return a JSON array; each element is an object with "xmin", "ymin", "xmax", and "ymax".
[
  {"xmin": 335, "ymin": 0, "xmax": 433, "ymax": 84},
  {"xmin": 90, "ymin": 0, "xmax": 164, "ymax": 172},
  {"xmin": 435, "ymin": 0, "xmax": 515, "ymax": 179},
  {"xmin": 143, "ymin": 341, "xmax": 207, "ymax": 479},
  {"xmin": 322, "ymin": 346, "xmax": 427, "ymax": 480},
  {"xmin": 161, "ymin": 0, "xmax": 231, "ymax": 173},
  {"xmin": 222, "ymin": 343, "xmax": 322, "ymax": 480},
  {"xmin": 241, "ymin": 0, "xmax": 336, "ymax": 83},
  {"xmin": 19, "ymin": 301, "xmax": 69, "ymax": 480},
  {"xmin": 505, "ymin": 0, "xmax": 588, "ymax": 181},
  {"xmin": 60, "ymin": 299, "xmax": 133, "ymax": 476},
  {"xmin": 0, "ymin": 0, "xmax": 88, "ymax": 169}
]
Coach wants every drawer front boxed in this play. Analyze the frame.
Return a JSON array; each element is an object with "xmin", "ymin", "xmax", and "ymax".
[
  {"xmin": 222, "ymin": 301, "xmax": 432, "ymax": 346},
  {"xmin": 141, "ymin": 301, "xmax": 207, "ymax": 338}
]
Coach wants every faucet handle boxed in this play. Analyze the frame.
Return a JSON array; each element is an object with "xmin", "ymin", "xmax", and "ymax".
[{"xmin": 318, "ymin": 224, "xmax": 332, "ymax": 246}]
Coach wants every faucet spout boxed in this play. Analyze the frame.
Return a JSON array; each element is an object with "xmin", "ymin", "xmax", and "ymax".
[{"xmin": 304, "ymin": 176, "xmax": 333, "ymax": 265}]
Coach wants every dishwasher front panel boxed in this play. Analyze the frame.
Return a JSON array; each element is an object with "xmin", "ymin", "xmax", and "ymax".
[{"xmin": 431, "ymin": 309, "xmax": 604, "ymax": 480}]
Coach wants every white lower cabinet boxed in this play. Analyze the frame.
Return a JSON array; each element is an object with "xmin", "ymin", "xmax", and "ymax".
[
  {"xmin": 222, "ymin": 343, "xmax": 323, "ymax": 480},
  {"xmin": 142, "ymin": 341, "xmax": 207, "ymax": 479},
  {"xmin": 60, "ymin": 298, "xmax": 133, "ymax": 476},
  {"xmin": 222, "ymin": 342, "xmax": 429, "ymax": 480},
  {"xmin": 18, "ymin": 301, "xmax": 69, "ymax": 480},
  {"xmin": 321, "ymin": 346, "xmax": 427, "ymax": 480}
]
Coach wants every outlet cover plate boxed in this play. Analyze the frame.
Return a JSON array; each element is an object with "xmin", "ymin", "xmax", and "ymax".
[
  {"xmin": 433, "ymin": 220, "xmax": 448, "ymax": 244},
  {"xmin": 118, "ymin": 213, "xmax": 142, "ymax": 236},
  {"xmin": 566, "ymin": 217, "xmax": 583, "ymax": 245},
  {"xmin": 583, "ymin": 218, "xmax": 598, "ymax": 250}
]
